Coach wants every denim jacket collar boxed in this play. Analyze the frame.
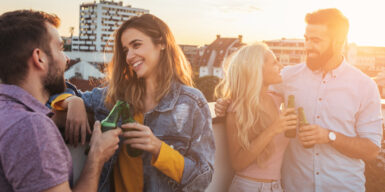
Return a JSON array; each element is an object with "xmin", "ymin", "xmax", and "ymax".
[{"xmin": 153, "ymin": 81, "xmax": 182, "ymax": 113}]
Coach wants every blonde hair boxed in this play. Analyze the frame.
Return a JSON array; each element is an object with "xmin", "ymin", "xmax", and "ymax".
[
  {"xmin": 215, "ymin": 43, "xmax": 275, "ymax": 165},
  {"xmin": 105, "ymin": 14, "xmax": 193, "ymax": 112}
]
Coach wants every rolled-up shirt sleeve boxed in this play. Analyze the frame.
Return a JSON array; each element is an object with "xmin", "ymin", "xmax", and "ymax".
[{"xmin": 355, "ymin": 80, "xmax": 383, "ymax": 147}]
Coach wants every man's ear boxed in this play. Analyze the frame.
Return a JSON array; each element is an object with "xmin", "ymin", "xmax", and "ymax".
[
  {"xmin": 332, "ymin": 38, "xmax": 345, "ymax": 54},
  {"xmin": 31, "ymin": 48, "xmax": 47, "ymax": 71}
]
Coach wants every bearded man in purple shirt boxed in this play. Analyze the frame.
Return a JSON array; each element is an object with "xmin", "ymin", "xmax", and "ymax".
[{"xmin": 0, "ymin": 10, "xmax": 121, "ymax": 192}]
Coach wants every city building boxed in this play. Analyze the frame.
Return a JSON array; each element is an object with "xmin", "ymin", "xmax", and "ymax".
[
  {"xmin": 263, "ymin": 38, "xmax": 306, "ymax": 66},
  {"xmin": 198, "ymin": 35, "xmax": 245, "ymax": 78},
  {"xmin": 179, "ymin": 44, "xmax": 199, "ymax": 67},
  {"xmin": 71, "ymin": 0, "xmax": 149, "ymax": 52},
  {"xmin": 347, "ymin": 44, "xmax": 385, "ymax": 71}
]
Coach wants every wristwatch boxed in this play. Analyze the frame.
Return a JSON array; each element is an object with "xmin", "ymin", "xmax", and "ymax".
[{"xmin": 328, "ymin": 131, "xmax": 336, "ymax": 143}]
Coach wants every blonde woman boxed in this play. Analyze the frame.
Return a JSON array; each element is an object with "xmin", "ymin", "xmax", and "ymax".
[{"xmin": 215, "ymin": 43, "xmax": 297, "ymax": 192}]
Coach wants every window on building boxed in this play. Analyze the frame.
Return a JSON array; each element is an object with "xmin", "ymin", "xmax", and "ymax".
[{"xmin": 290, "ymin": 58, "xmax": 301, "ymax": 64}]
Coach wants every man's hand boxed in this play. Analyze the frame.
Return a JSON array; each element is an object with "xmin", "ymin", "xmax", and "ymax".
[
  {"xmin": 298, "ymin": 124, "xmax": 329, "ymax": 146},
  {"xmin": 214, "ymin": 98, "xmax": 231, "ymax": 117},
  {"xmin": 88, "ymin": 121, "xmax": 121, "ymax": 164},
  {"xmin": 65, "ymin": 96, "xmax": 91, "ymax": 147}
]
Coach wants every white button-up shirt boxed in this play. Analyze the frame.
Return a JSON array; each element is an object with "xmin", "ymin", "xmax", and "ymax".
[{"xmin": 271, "ymin": 60, "xmax": 383, "ymax": 192}]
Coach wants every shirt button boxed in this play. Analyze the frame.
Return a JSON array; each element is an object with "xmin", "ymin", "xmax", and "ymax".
[
  {"xmin": 323, "ymin": 81, "xmax": 326, "ymax": 84},
  {"xmin": 316, "ymin": 153, "xmax": 319, "ymax": 156},
  {"xmin": 316, "ymin": 172, "xmax": 320, "ymax": 175},
  {"xmin": 319, "ymin": 98, "xmax": 322, "ymax": 101},
  {"xmin": 317, "ymin": 116, "xmax": 320, "ymax": 119}
]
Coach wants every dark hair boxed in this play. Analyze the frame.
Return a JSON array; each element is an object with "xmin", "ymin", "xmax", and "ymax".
[
  {"xmin": 0, "ymin": 10, "xmax": 60, "ymax": 84},
  {"xmin": 305, "ymin": 8, "xmax": 349, "ymax": 42},
  {"xmin": 105, "ymin": 14, "xmax": 193, "ymax": 112}
]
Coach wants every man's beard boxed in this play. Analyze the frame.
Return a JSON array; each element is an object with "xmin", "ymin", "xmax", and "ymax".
[
  {"xmin": 43, "ymin": 56, "xmax": 66, "ymax": 96},
  {"xmin": 306, "ymin": 44, "xmax": 334, "ymax": 71}
]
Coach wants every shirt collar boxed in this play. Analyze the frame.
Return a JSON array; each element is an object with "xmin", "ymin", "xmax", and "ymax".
[
  {"xmin": 0, "ymin": 84, "xmax": 52, "ymax": 116},
  {"xmin": 329, "ymin": 58, "xmax": 348, "ymax": 78}
]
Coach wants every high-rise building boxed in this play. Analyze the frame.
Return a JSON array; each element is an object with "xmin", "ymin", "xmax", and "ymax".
[
  {"xmin": 264, "ymin": 38, "xmax": 306, "ymax": 66},
  {"xmin": 72, "ymin": 0, "xmax": 149, "ymax": 52}
]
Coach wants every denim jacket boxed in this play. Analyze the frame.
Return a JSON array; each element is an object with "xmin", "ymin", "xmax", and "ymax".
[{"xmin": 80, "ymin": 81, "xmax": 215, "ymax": 192}]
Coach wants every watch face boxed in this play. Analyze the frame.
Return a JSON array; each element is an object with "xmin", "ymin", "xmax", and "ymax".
[{"xmin": 329, "ymin": 132, "xmax": 336, "ymax": 141}]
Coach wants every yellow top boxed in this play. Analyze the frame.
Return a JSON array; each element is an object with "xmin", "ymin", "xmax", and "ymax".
[
  {"xmin": 50, "ymin": 93, "xmax": 73, "ymax": 110},
  {"xmin": 113, "ymin": 113, "xmax": 185, "ymax": 192},
  {"xmin": 50, "ymin": 95, "xmax": 185, "ymax": 190}
]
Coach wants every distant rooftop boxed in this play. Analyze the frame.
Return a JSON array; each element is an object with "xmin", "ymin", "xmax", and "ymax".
[{"xmin": 264, "ymin": 38, "xmax": 305, "ymax": 43}]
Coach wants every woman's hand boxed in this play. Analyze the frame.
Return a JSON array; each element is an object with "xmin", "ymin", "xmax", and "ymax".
[
  {"xmin": 121, "ymin": 123, "xmax": 162, "ymax": 158},
  {"xmin": 269, "ymin": 108, "xmax": 298, "ymax": 135},
  {"xmin": 65, "ymin": 96, "xmax": 91, "ymax": 146},
  {"xmin": 214, "ymin": 98, "xmax": 231, "ymax": 117}
]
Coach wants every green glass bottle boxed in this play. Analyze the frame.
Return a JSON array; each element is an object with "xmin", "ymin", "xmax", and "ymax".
[
  {"xmin": 285, "ymin": 95, "xmax": 297, "ymax": 138},
  {"xmin": 100, "ymin": 100, "xmax": 124, "ymax": 132},
  {"xmin": 120, "ymin": 102, "xmax": 143, "ymax": 157},
  {"xmin": 85, "ymin": 101, "xmax": 123, "ymax": 155}
]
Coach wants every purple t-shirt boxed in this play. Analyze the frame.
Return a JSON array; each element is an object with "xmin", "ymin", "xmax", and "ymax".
[{"xmin": 0, "ymin": 84, "xmax": 72, "ymax": 192}]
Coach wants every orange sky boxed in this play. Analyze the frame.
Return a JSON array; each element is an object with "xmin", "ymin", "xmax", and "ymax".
[{"xmin": 1, "ymin": 0, "xmax": 385, "ymax": 47}]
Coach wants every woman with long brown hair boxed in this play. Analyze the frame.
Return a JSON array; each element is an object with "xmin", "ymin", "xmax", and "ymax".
[{"xmin": 102, "ymin": 13, "xmax": 214, "ymax": 192}]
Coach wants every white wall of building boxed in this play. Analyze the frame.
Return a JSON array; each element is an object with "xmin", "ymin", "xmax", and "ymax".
[
  {"xmin": 65, "ymin": 61, "xmax": 105, "ymax": 80},
  {"xmin": 65, "ymin": 51, "xmax": 113, "ymax": 64},
  {"xmin": 213, "ymin": 67, "xmax": 223, "ymax": 79},
  {"xmin": 200, "ymin": 66, "xmax": 210, "ymax": 77}
]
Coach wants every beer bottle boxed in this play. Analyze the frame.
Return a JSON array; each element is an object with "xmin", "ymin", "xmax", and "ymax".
[
  {"xmin": 101, "ymin": 100, "xmax": 124, "ymax": 132},
  {"xmin": 85, "ymin": 100, "xmax": 123, "ymax": 155},
  {"xmin": 284, "ymin": 95, "xmax": 297, "ymax": 138},
  {"xmin": 121, "ymin": 102, "xmax": 143, "ymax": 157},
  {"xmin": 298, "ymin": 107, "xmax": 314, "ymax": 148}
]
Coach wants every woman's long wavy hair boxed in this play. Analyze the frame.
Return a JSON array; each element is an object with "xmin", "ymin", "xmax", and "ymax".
[
  {"xmin": 105, "ymin": 14, "xmax": 193, "ymax": 112},
  {"xmin": 215, "ymin": 43, "xmax": 275, "ymax": 165}
]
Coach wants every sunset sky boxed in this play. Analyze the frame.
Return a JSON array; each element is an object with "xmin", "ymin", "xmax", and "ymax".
[{"xmin": 1, "ymin": 0, "xmax": 384, "ymax": 46}]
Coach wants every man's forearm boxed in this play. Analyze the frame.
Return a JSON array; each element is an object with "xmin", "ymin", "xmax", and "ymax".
[
  {"xmin": 331, "ymin": 132, "xmax": 380, "ymax": 160},
  {"xmin": 72, "ymin": 155, "xmax": 103, "ymax": 192}
]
